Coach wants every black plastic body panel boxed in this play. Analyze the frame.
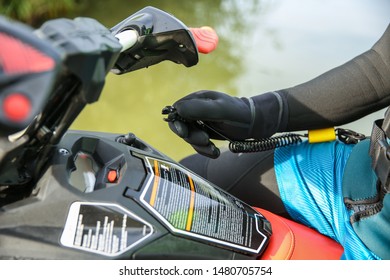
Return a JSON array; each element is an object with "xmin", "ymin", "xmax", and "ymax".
[{"xmin": 0, "ymin": 130, "xmax": 269, "ymax": 259}]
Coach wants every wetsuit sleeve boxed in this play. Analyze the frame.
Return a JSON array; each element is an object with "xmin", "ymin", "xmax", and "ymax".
[{"xmin": 275, "ymin": 24, "xmax": 390, "ymax": 132}]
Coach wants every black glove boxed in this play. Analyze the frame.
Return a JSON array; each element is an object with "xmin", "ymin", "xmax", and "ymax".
[{"xmin": 163, "ymin": 90, "xmax": 285, "ymax": 158}]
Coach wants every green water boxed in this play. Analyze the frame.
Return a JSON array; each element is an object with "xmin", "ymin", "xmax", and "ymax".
[{"xmin": 71, "ymin": 0, "xmax": 390, "ymax": 161}]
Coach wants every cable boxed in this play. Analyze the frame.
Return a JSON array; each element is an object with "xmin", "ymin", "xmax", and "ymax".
[{"xmin": 228, "ymin": 134, "xmax": 303, "ymax": 153}]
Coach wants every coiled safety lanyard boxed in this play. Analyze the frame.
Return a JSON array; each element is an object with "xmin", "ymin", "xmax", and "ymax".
[{"xmin": 162, "ymin": 105, "xmax": 366, "ymax": 153}]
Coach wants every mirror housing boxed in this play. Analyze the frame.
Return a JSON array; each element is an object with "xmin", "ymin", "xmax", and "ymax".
[{"xmin": 110, "ymin": 6, "xmax": 199, "ymax": 74}]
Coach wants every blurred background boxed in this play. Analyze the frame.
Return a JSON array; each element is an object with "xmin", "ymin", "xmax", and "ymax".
[{"xmin": 1, "ymin": 0, "xmax": 389, "ymax": 161}]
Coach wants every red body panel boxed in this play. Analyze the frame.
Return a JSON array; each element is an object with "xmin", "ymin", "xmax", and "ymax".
[{"xmin": 256, "ymin": 208, "xmax": 344, "ymax": 260}]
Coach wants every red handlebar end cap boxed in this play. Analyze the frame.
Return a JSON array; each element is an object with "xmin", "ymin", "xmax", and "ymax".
[{"xmin": 190, "ymin": 26, "xmax": 219, "ymax": 54}]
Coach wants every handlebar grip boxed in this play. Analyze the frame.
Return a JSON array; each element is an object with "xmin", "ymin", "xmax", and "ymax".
[
  {"xmin": 189, "ymin": 26, "xmax": 218, "ymax": 54},
  {"xmin": 115, "ymin": 29, "xmax": 138, "ymax": 52}
]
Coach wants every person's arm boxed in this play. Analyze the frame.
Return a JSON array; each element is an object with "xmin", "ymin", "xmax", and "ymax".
[{"xmin": 273, "ymin": 24, "xmax": 390, "ymax": 132}]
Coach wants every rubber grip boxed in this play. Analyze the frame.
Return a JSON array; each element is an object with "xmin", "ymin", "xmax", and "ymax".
[{"xmin": 189, "ymin": 26, "xmax": 218, "ymax": 54}]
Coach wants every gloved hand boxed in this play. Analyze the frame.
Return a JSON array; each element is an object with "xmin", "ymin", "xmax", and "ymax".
[{"xmin": 163, "ymin": 90, "xmax": 285, "ymax": 158}]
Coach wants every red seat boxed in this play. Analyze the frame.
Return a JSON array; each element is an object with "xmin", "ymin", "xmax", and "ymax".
[{"xmin": 255, "ymin": 208, "xmax": 344, "ymax": 260}]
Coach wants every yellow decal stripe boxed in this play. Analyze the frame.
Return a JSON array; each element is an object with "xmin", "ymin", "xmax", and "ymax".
[
  {"xmin": 186, "ymin": 176, "xmax": 196, "ymax": 231},
  {"xmin": 149, "ymin": 160, "xmax": 160, "ymax": 207}
]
